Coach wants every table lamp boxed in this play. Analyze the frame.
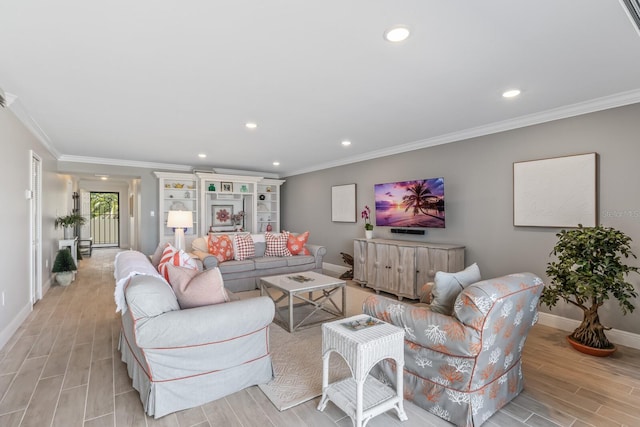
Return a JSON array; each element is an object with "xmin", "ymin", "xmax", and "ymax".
[{"xmin": 167, "ymin": 210, "xmax": 193, "ymax": 251}]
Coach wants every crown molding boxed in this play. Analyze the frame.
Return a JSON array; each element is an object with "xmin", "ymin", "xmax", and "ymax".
[
  {"xmin": 284, "ymin": 89, "xmax": 640, "ymax": 177},
  {"xmin": 58, "ymin": 155, "xmax": 193, "ymax": 171},
  {"xmin": 7, "ymin": 94, "xmax": 60, "ymax": 159}
]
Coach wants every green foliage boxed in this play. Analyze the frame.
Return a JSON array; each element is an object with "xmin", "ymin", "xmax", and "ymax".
[
  {"xmin": 52, "ymin": 248, "xmax": 77, "ymax": 272},
  {"xmin": 54, "ymin": 213, "xmax": 86, "ymax": 229},
  {"xmin": 542, "ymin": 225, "xmax": 639, "ymax": 348},
  {"xmin": 90, "ymin": 193, "xmax": 118, "ymax": 218}
]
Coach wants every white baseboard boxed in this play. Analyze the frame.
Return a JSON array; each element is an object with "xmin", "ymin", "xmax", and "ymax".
[
  {"xmin": 537, "ymin": 312, "xmax": 640, "ymax": 350},
  {"xmin": 0, "ymin": 303, "xmax": 32, "ymax": 352}
]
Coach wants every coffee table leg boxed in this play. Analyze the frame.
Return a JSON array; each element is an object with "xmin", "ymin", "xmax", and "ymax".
[
  {"xmin": 341, "ymin": 285, "xmax": 346, "ymax": 317},
  {"xmin": 288, "ymin": 291, "xmax": 294, "ymax": 333}
]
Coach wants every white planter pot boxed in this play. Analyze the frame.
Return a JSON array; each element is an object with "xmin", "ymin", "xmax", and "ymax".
[
  {"xmin": 63, "ymin": 226, "xmax": 74, "ymax": 239},
  {"xmin": 365, "ymin": 229, "xmax": 373, "ymax": 239},
  {"xmin": 56, "ymin": 271, "xmax": 74, "ymax": 286}
]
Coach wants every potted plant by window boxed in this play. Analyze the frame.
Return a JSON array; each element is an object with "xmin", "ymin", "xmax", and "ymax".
[
  {"xmin": 541, "ymin": 225, "xmax": 639, "ymax": 356},
  {"xmin": 361, "ymin": 206, "xmax": 374, "ymax": 239},
  {"xmin": 52, "ymin": 248, "xmax": 77, "ymax": 286},
  {"xmin": 55, "ymin": 213, "xmax": 86, "ymax": 239}
]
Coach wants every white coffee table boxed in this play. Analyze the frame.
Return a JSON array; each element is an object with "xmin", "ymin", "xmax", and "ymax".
[
  {"xmin": 259, "ymin": 271, "xmax": 346, "ymax": 333},
  {"xmin": 317, "ymin": 314, "xmax": 407, "ymax": 427}
]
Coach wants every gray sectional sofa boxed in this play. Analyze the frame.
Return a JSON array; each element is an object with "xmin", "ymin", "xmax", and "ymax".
[{"xmin": 191, "ymin": 233, "xmax": 327, "ymax": 292}]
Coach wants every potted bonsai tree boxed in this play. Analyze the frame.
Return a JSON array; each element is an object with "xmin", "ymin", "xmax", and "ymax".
[
  {"xmin": 55, "ymin": 213, "xmax": 86, "ymax": 239},
  {"xmin": 52, "ymin": 248, "xmax": 77, "ymax": 286},
  {"xmin": 541, "ymin": 224, "xmax": 639, "ymax": 356}
]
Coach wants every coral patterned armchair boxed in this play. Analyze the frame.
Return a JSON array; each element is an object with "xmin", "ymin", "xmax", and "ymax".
[{"xmin": 363, "ymin": 273, "xmax": 544, "ymax": 427}]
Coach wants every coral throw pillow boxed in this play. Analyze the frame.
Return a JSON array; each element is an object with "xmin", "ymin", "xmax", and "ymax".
[
  {"xmin": 166, "ymin": 264, "xmax": 229, "ymax": 309},
  {"xmin": 286, "ymin": 231, "xmax": 311, "ymax": 255},
  {"xmin": 207, "ymin": 234, "xmax": 235, "ymax": 263},
  {"xmin": 234, "ymin": 233, "xmax": 256, "ymax": 261},
  {"xmin": 265, "ymin": 231, "xmax": 292, "ymax": 257},
  {"xmin": 157, "ymin": 243, "xmax": 198, "ymax": 281}
]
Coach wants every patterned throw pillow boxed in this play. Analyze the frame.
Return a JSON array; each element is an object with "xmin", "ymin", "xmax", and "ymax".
[
  {"xmin": 264, "ymin": 231, "xmax": 292, "ymax": 257},
  {"xmin": 286, "ymin": 231, "xmax": 311, "ymax": 255},
  {"xmin": 157, "ymin": 243, "xmax": 198, "ymax": 281},
  {"xmin": 234, "ymin": 233, "xmax": 256, "ymax": 260},
  {"xmin": 166, "ymin": 263, "xmax": 229, "ymax": 309},
  {"xmin": 207, "ymin": 234, "xmax": 235, "ymax": 263}
]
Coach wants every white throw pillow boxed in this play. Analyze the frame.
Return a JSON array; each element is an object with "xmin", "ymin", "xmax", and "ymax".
[{"xmin": 430, "ymin": 263, "xmax": 481, "ymax": 315}]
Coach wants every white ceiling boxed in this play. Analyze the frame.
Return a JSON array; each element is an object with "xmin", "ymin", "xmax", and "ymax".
[{"xmin": 2, "ymin": 1, "xmax": 640, "ymax": 177}]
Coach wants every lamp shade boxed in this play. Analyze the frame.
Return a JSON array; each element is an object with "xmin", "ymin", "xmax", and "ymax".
[{"xmin": 167, "ymin": 210, "xmax": 193, "ymax": 229}]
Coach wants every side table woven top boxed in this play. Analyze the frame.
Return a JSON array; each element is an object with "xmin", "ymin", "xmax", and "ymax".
[{"xmin": 321, "ymin": 314, "xmax": 404, "ymax": 381}]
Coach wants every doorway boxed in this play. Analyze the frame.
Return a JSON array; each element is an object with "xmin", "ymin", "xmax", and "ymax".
[
  {"xmin": 30, "ymin": 151, "xmax": 42, "ymax": 304},
  {"xmin": 90, "ymin": 192, "xmax": 120, "ymax": 247}
]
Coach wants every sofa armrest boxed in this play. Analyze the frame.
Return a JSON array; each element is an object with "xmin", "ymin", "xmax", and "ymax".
[
  {"xmin": 305, "ymin": 244, "xmax": 326, "ymax": 269},
  {"xmin": 362, "ymin": 294, "xmax": 480, "ymax": 357},
  {"xmin": 192, "ymin": 250, "xmax": 219, "ymax": 269},
  {"xmin": 133, "ymin": 296, "xmax": 275, "ymax": 348}
]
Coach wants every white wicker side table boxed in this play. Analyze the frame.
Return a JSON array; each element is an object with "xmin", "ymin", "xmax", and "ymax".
[{"xmin": 317, "ymin": 314, "xmax": 407, "ymax": 427}]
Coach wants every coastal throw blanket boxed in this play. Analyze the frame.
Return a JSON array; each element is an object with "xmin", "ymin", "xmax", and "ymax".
[{"xmin": 114, "ymin": 250, "xmax": 168, "ymax": 314}]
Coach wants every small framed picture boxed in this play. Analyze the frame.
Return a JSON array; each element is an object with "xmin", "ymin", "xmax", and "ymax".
[{"xmin": 221, "ymin": 182, "xmax": 233, "ymax": 192}]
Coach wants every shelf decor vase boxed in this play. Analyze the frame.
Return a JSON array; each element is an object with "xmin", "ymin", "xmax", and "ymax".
[{"xmin": 365, "ymin": 229, "xmax": 373, "ymax": 240}]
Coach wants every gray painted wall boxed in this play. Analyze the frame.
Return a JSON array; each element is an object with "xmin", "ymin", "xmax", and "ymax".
[
  {"xmin": 282, "ymin": 103, "xmax": 640, "ymax": 335},
  {"xmin": 1, "ymin": 108, "xmax": 68, "ymax": 348}
]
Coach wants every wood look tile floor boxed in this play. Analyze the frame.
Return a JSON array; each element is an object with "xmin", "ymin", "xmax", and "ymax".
[{"xmin": 1, "ymin": 248, "xmax": 639, "ymax": 427}]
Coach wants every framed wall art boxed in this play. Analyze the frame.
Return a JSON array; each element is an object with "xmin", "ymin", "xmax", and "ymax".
[
  {"xmin": 331, "ymin": 183, "xmax": 356, "ymax": 222},
  {"xmin": 513, "ymin": 152, "xmax": 598, "ymax": 227},
  {"xmin": 220, "ymin": 182, "xmax": 233, "ymax": 192},
  {"xmin": 212, "ymin": 205, "xmax": 234, "ymax": 226}
]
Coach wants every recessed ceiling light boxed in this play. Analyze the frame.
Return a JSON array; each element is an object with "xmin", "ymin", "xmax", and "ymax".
[
  {"xmin": 342, "ymin": 140, "xmax": 351, "ymax": 146},
  {"xmin": 502, "ymin": 89, "xmax": 521, "ymax": 98},
  {"xmin": 198, "ymin": 153, "xmax": 207, "ymax": 158},
  {"xmin": 245, "ymin": 122, "xmax": 258, "ymax": 129},
  {"xmin": 384, "ymin": 26, "xmax": 410, "ymax": 42},
  {"xmin": 272, "ymin": 161, "xmax": 280, "ymax": 166},
  {"xmin": 100, "ymin": 176, "xmax": 108, "ymax": 181}
]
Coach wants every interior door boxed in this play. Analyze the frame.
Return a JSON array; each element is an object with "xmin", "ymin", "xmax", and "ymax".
[{"xmin": 30, "ymin": 151, "xmax": 42, "ymax": 303}]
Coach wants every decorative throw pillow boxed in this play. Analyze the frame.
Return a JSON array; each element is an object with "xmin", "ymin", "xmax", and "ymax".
[
  {"xmin": 234, "ymin": 233, "xmax": 256, "ymax": 260},
  {"xmin": 430, "ymin": 263, "xmax": 481, "ymax": 315},
  {"xmin": 207, "ymin": 234, "xmax": 234, "ymax": 263},
  {"xmin": 264, "ymin": 231, "xmax": 292, "ymax": 257},
  {"xmin": 150, "ymin": 242, "xmax": 169, "ymax": 268},
  {"xmin": 165, "ymin": 264, "xmax": 229, "ymax": 309},
  {"xmin": 157, "ymin": 244, "xmax": 198, "ymax": 281},
  {"xmin": 286, "ymin": 231, "xmax": 311, "ymax": 255}
]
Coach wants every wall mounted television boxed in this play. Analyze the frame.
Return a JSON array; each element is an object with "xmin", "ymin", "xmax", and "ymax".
[{"xmin": 374, "ymin": 178, "xmax": 445, "ymax": 228}]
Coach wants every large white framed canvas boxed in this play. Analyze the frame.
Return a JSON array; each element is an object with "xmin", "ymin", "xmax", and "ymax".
[
  {"xmin": 331, "ymin": 183, "xmax": 356, "ymax": 222},
  {"xmin": 513, "ymin": 153, "xmax": 597, "ymax": 227}
]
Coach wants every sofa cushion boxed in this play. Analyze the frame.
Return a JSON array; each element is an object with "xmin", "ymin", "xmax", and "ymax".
[
  {"xmin": 218, "ymin": 259, "xmax": 256, "ymax": 274},
  {"xmin": 208, "ymin": 234, "xmax": 235, "ymax": 262},
  {"xmin": 286, "ymin": 255, "xmax": 315, "ymax": 267},
  {"xmin": 166, "ymin": 263, "xmax": 229, "ymax": 309},
  {"xmin": 254, "ymin": 257, "xmax": 288, "ymax": 269},
  {"xmin": 431, "ymin": 263, "xmax": 481, "ymax": 315},
  {"xmin": 265, "ymin": 231, "xmax": 292, "ymax": 257},
  {"xmin": 234, "ymin": 233, "xmax": 255, "ymax": 261},
  {"xmin": 157, "ymin": 244, "xmax": 198, "ymax": 281},
  {"xmin": 286, "ymin": 231, "xmax": 311, "ymax": 256},
  {"xmin": 254, "ymin": 241, "xmax": 266, "ymax": 257}
]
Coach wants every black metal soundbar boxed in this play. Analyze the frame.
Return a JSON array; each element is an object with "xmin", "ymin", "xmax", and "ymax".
[{"xmin": 390, "ymin": 228, "xmax": 425, "ymax": 235}]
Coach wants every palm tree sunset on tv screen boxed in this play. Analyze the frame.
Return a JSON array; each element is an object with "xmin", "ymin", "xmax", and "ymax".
[{"xmin": 374, "ymin": 178, "xmax": 445, "ymax": 228}]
